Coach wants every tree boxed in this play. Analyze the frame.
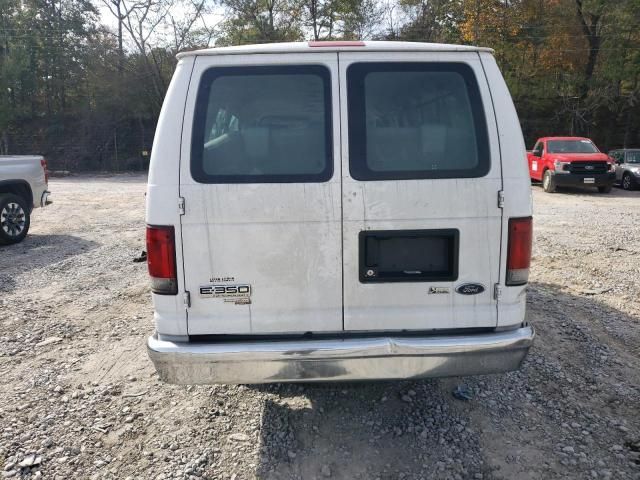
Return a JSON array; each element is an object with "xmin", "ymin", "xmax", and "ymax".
[
  {"xmin": 1, "ymin": 0, "xmax": 639, "ymax": 168},
  {"xmin": 216, "ymin": 0, "xmax": 303, "ymax": 45},
  {"xmin": 575, "ymin": 0, "xmax": 605, "ymax": 100},
  {"xmin": 395, "ymin": 0, "xmax": 462, "ymax": 42},
  {"xmin": 341, "ymin": 0, "xmax": 386, "ymax": 39},
  {"xmin": 301, "ymin": 0, "xmax": 341, "ymax": 39}
]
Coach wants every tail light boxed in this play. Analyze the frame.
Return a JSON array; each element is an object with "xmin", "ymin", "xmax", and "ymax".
[
  {"xmin": 41, "ymin": 158, "xmax": 48, "ymax": 184},
  {"xmin": 146, "ymin": 225, "xmax": 178, "ymax": 295},
  {"xmin": 506, "ymin": 217, "xmax": 532, "ymax": 286}
]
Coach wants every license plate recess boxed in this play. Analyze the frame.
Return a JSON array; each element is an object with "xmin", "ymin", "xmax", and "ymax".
[{"xmin": 359, "ymin": 229, "xmax": 459, "ymax": 283}]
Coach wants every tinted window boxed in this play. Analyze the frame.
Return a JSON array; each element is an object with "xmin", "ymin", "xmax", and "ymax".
[
  {"xmin": 191, "ymin": 65, "xmax": 332, "ymax": 183},
  {"xmin": 626, "ymin": 151, "xmax": 640, "ymax": 164},
  {"xmin": 610, "ymin": 151, "xmax": 624, "ymax": 162},
  {"xmin": 347, "ymin": 62, "xmax": 490, "ymax": 181},
  {"xmin": 533, "ymin": 142, "xmax": 543, "ymax": 156},
  {"xmin": 547, "ymin": 140, "xmax": 598, "ymax": 154}
]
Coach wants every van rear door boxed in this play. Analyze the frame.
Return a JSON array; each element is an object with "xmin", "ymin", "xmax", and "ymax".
[
  {"xmin": 338, "ymin": 51, "xmax": 502, "ymax": 331},
  {"xmin": 179, "ymin": 53, "xmax": 342, "ymax": 335}
]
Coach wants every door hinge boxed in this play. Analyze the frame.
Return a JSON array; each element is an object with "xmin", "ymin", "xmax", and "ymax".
[
  {"xmin": 183, "ymin": 291, "xmax": 191, "ymax": 308},
  {"xmin": 178, "ymin": 197, "xmax": 185, "ymax": 216},
  {"xmin": 494, "ymin": 284, "xmax": 503, "ymax": 300},
  {"xmin": 497, "ymin": 190, "xmax": 505, "ymax": 208}
]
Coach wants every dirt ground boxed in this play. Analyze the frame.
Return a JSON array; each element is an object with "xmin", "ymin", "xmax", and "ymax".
[{"xmin": 1, "ymin": 174, "xmax": 639, "ymax": 480}]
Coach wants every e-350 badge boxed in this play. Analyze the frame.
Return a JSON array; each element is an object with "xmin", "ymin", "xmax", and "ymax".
[{"xmin": 200, "ymin": 284, "xmax": 251, "ymax": 299}]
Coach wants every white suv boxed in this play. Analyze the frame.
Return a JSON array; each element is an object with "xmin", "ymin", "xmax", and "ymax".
[{"xmin": 146, "ymin": 41, "xmax": 534, "ymax": 384}]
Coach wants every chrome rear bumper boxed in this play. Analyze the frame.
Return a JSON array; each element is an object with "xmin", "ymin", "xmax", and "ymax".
[{"xmin": 147, "ymin": 326, "xmax": 534, "ymax": 384}]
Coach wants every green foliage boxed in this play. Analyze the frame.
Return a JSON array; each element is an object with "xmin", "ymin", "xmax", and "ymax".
[
  {"xmin": 0, "ymin": 0, "xmax": 639, "ymax": 165},
  {"xmin": 393, "ymin": 0, "xmax": 463, "ymax": 42},
  {"xmin": 215, "ymin": 0, "xmax": 304, "ymax": 45},
  {"xmin": 0, "ymin": 0, "xmax": 172, "ymax": 167}
]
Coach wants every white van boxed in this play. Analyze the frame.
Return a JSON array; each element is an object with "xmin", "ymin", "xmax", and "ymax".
[{"xmin": 146, "ymin": 41, "xmax": 534, "ymax": 384}]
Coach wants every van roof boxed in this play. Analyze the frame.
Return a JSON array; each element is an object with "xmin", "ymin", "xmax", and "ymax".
[{"xmin": 176, "ymin": 41, "xmax": 494, "ymax": 59}]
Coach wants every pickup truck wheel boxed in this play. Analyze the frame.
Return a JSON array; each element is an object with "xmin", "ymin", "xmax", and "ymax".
[
  {"xmin": 542, "ymin": 170, "xmax": 556, "ymax": 193},
  {"xmin": 0, "ymin": 193, "xmax": 31, "ymax": 245},
  {"xmin": 622, "ymin": 173, "xmax": 634, "ymax": 190},
  {"xmin": 597, "ymin": 185, "xmax": 612, "ymax": 193}
]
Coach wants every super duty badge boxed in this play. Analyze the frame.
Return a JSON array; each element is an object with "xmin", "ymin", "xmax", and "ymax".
[{"xmin": 200, "ymin": 284, "xmax": 251, "ymax": 299}]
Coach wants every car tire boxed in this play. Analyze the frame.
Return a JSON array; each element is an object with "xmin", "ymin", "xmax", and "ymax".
[
  {"xmin": 598, "ymin": 185, "xmax": 612, "ymax": 193},
  {"xmin": 622, "ymin": 173, "xmax": 635, "ymax": 191},
  {"xmin": 542, "ymin": 170, "xmax": 556, "ymax": 193},
  {"xmin": 0, "ymin": 193, "xmax": 31, "ymax": 245}
]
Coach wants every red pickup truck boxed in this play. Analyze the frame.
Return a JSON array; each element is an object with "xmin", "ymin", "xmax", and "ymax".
[{"xmin": 527, "ymin": 137, "xmax": 615, "ymax": 193}]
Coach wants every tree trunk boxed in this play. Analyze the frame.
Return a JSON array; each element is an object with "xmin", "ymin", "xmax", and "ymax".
[
  {"xmin": 0, "ymin": 131, "xmax": 8, "ymax": 155},
  {"xmin": 310, "ymin": 0, "xmax": 319, "ymax": 40},
  {"xmin": 575, "ymin": 0, "xmax": 601, "ymax": 100},
  {"xmin": 117, "ymin": 0, "xmax": 124, "ymax": 75},
  {"xmin": 268, "ymin": 1, "xmax": 275, "ymax": 39}
]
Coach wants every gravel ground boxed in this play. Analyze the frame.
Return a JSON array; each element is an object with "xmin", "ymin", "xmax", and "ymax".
[{"xmin": 0, "ymin": 174, "xmax": 639, "ymax": 480}]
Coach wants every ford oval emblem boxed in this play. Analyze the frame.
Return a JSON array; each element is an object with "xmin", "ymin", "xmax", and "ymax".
[{"xmin": 455, "ymin": 283, "xmax": 485, "ymax": 295}]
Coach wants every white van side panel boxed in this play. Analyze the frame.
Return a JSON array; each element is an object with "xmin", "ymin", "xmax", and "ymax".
[
  {"xmin": 179, "ymin": 53, "xmax": 343, "ymax": 335},
  {"xmin": 478, "ymin": 52, "xmax": 531, "ymax": 328},
  {"xmin": 146, "ymin": 57, "xmax": 195, "ymax": 337},
  {"xmin": 339, "ymin": 51, "xmax": 503, "ymax": 331}
]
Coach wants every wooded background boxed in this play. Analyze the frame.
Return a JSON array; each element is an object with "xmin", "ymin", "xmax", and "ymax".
[{"xmin": 1, "ymin": 0, "xmax": 639, "ymax": 171}]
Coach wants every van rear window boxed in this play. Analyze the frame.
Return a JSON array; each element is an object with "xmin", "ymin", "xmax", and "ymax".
[
  {"xmin": 347, "ymin": 62, "xmax": 490, "ymax": 181},
  {"xmin": 191, "ymin": 65, "xmax": 332, "ymax": 183}
]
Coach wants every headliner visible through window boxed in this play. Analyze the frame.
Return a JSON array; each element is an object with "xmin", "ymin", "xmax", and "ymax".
[
  {"xmin": 191, "ymin": 65, "xmax": 333, "ymax": 184},
  {"xmin": 347, "ymin": 62, "xmax": 490, "ymax": 181}
]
